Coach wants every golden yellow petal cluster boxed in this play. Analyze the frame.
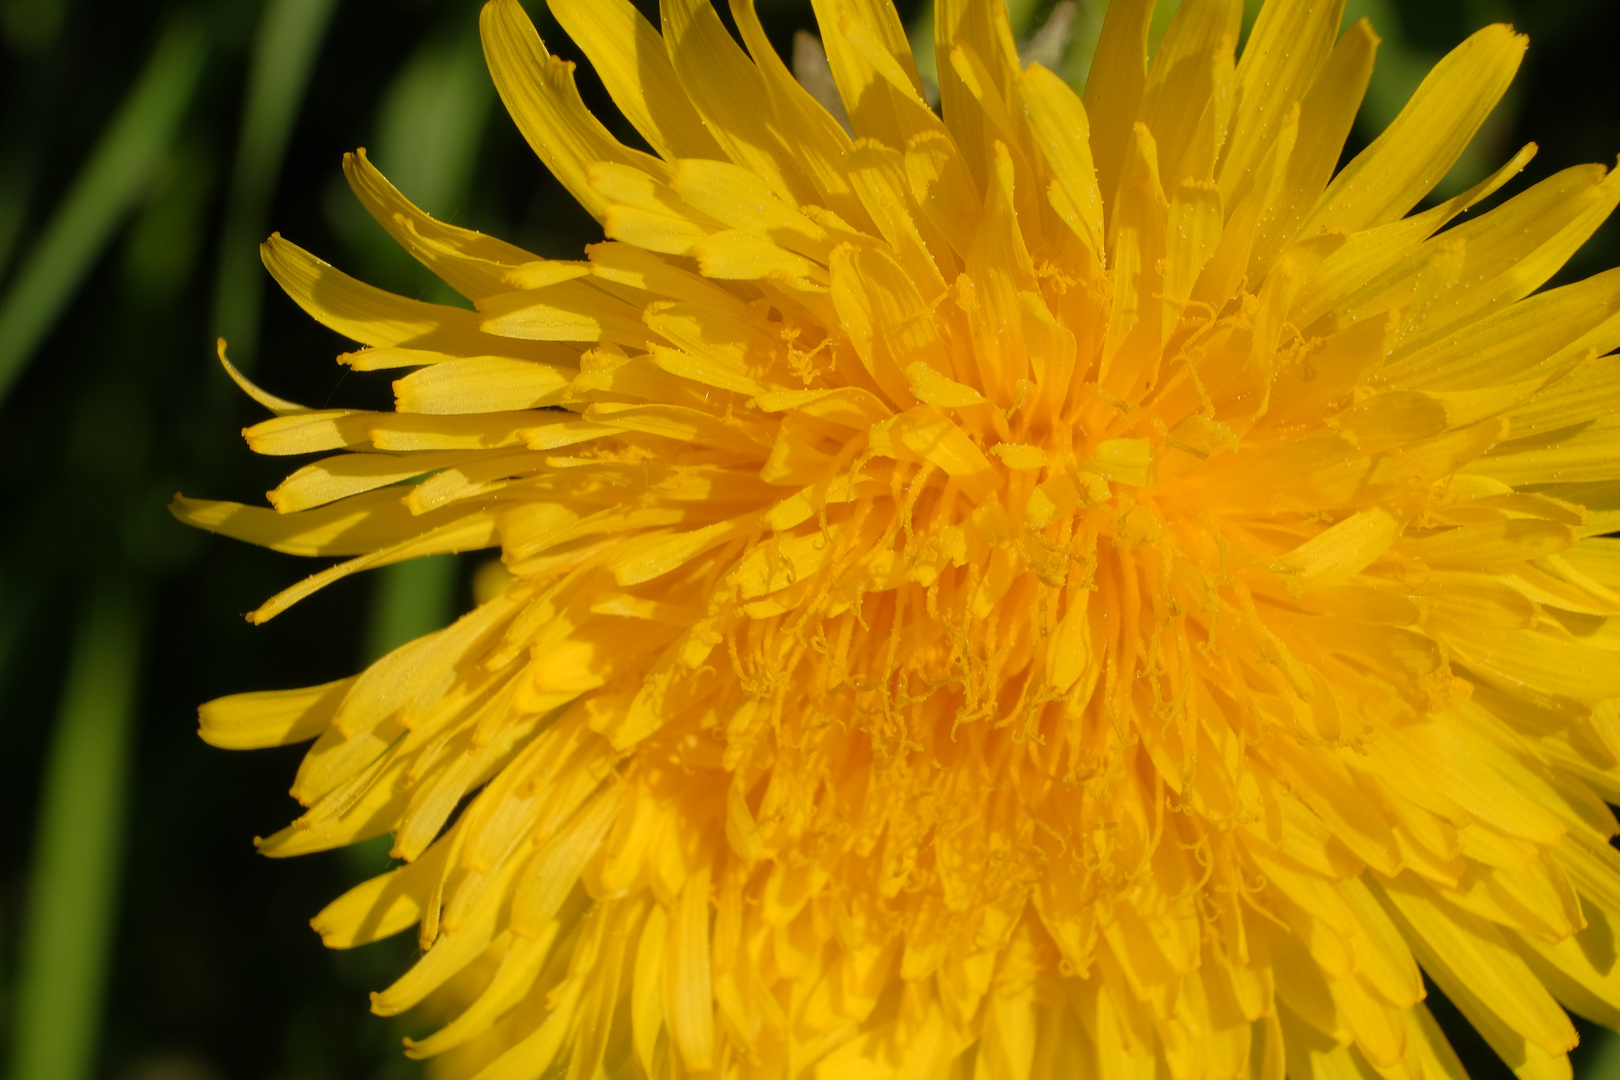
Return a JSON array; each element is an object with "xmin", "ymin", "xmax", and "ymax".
[{"xmin": 177, "ymin": 0, "xmax": 1620, "ymax": 1077}]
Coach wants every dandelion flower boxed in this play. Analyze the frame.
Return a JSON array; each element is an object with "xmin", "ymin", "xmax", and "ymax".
[{"xmin": 177, "ymin": 0, "xmax": 1620, "ymax": 1077}]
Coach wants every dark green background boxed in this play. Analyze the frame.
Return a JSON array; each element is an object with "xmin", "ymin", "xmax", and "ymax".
[{"xmin": 1, "ymin": 0, "xmax": 1617, "ymax": 1077}]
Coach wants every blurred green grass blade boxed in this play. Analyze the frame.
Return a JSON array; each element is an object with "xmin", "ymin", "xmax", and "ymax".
[
  {"xmin": 8, "ymin": 579, "xmax": 143, "ymax": 1080},
  {"xmin": 212, "ymin": 0, "xmax": 340, "ymax": 370},
  {"xmin": 374, "ymin": 24, "xmax": 494, "ymax": 217},
  {"xmin": 1058, "ymin": 0, "xmax": 1108, "ymax": 90},
  {"xmin": 1587, "ymin": 1029, "xmax": 1620, "ymax": 1080},
  {"xmin": 1005, "ymin": 0, "xmax": 1045, "ymax": 35},
  {"xmin": 0, "ymin": 19, "xmax": 206, "ymax": 407},
  {"xmin": 328, "ymin": 14, "xmax": 495, "ymax": 301},
  {"xmin": 365, "ymin": 556, "xmax": 458, "ymax": 662}
]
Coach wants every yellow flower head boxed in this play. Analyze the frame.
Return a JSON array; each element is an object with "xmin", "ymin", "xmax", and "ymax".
[{"xmin": 178, "ymin": 0, "xmax": 1620, "ymax": 1077}]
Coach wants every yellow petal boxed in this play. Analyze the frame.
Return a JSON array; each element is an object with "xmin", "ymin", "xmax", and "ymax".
[
  {"xmin": 404, "ymin": 449, "xmax": 549, "ymax": 514},
  {"xmin": 480, "ymin": 0, "xmax": 670, "ymax": 221},
  {"xmin": 586, "ymin": 241, "xmax": 738, "ymax": 313},
  {"xmin": 510, "ymin": 785, "xmax": 625, "ymax": 934},
  {"xmin": 1018, "ymin": 62, "xmax": 1104, "ymax": 259},
  {"xmin": 751, "ymin": 385, "xmax": 893, "ymax": 428},
  {"xmin": 690, "ymin": 229, "xmax": 827, "ymax": 286},
  {"xmin": 869, "ymin": 406, "xmax": 995, "ymax": 500},
  {"xmin": 1295, "ymin": 142, "xmax": 1536, "ymax": 330},
  {"xmin": 1339, "ymin": 876, "xmax": 1424, "ymax": 1009},
  {"xmin": 1513, "ymin": 909, "xmax": 1620, "ymax": 1031},
  {"xmin": 478, "ymin": 278, "xmax": 649, "ymax": 347},
  {"xmin": 846, "ymin": 138, "xmax": 955, "ymax": 293},
  {"xmin": 240, "ymin": 409, "xmax": 374, "ymax": 455},
  {"xmin": 673, "ymin": 158, "xmax": 845, "ymax": 263},
  {"xmin": 592, "ymin": 161, "xmax": 720, "ymax": 255},
  {"xmin": 1302, "ymin": 23, "xmax": 1526, "ymax": 237},
  {"xmin": 666, "ymin": 865, "xmax": 716, "ymax": 1071},
  {"xmin": 1380, "ymin": 265, "xmax": 1620, "ymax": 392},
  {"xmin": 1279, "ymin": 506, "xmax": 1401, "ymax": 584},
  {"xmin": 1445, "ymin": 624, "xmax": 1620, "ymax": 703},
  {"xmin": 1101, "ymin": 124, "xmax": 1167, "ymax": 386},
  {"xmin": 370, "ymin": 853, "xmax": 530, "ymax": 1015},
  {"xmin": 198, "ymin": 677, "xmax": 353, "ymax": 750},
  {"xmin": 545, "ymin": 0, "xmax": 722, "ymax": 162},
  {"xmin": 608, "ymin": 516, "xmax": 755, "ymax": 586},
  {"xmin": 632, "ymin": 903, "xmax": 668, "ymax": 1074},
  {"xmin": 216, "ymin": 339, "xmax": 304, "ymax": 414},
  {"xmin": 171, "ymin": 489, "xmax": 457, "ymax": 556},
  {"xmin": 309, "ymin": 829, "xmax": 452, "ymax": 947},
  {"xmin": 1401, "ymin": 520, "xmax": 1576, "ymax": 566},
  {"xmin": 908, "ymin": 361, "xmax": 986, "ymax": 408},
  {"xmin": 1163, "ymin": 178, "xmax": 1222, "ymax": 330},
  {"xmin": 248, "ymin": 511, "xmax": 501, "ymax": 623},
  {"xmin": 644, "ymin": 297, "xmax": 776, "ymax": 378},
  {"xmin": 394, "ymin": 356, "xmax": 575, "ymax": 414},
  {"xmin": 934, "ymin": 0, "xmax": 1023, "ymax": 189},
  {"xmin": 1082, "ymin": 0, "xmax": 1153, "ymax": 228},
  {"xmin": 659, "ymin": 0, "xmax": 817, "ymax": 210},
  {"xmin": 1404, "ymin": 1004, "xmax": 1472, "ymax": 1080},
  {"xmin": 1464, "ymin": 416, "xmax": 1620, "ymax": 486},
  {"xmin": 1138, "ymin": 0, "xmax": 1240, "ymax": 190},
  {"xmin": 1374, "ymin": 876, "xmax": 1577, "ymax": 1057},
  {"xmin": 268, "ymin": 450, "xmax": 479, "ymax": 513},
  {"xmin": 1506, "ymin": 353, "xmax": 1620, "ymax": 439},
  {"xmin": 262, "ymin": 234, "xmax": 483, "ymax": 350},
  {"xmin": 1248, "ymin": 18, "xmax": 1378, "ymax": 272},
  {"xmin": 730, "ymin": 0, "xmax": 872, "ymax": 231},
  {"xmin": 403, "ymin": 928, "xmax": 557, "ymax": 1058},
  {"xmin": 343, "ymin": 149, "xmax": 537, "ymax": 299},
  {"xmin": 1191, "ymin": 103, "xmax": 1295, "ymax": 310},
  {"xmin": 1220, "ymin": 0, "xmax": 1346, "ymax": 207},
  {"xmin": 904, "ymin": 128, "xmax": 984, "ymax": 260},
  {"xmin": 1398, "ymin": 162, "xmax": 1620, "ymax": 352},
  {"xmin": 369, "ymin": 410, "xmax": 584, "ymax": 451},
  {"xmin": 585, "ymin": 401, "xmax": 768, "ymax": 452},
  {"xmin": 808, "ymin": 0, "xmax": 929, "ymax": 151},
  {"xmin": 650, "ymin": 346, "xmax": 765, "ymax": 397}
]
